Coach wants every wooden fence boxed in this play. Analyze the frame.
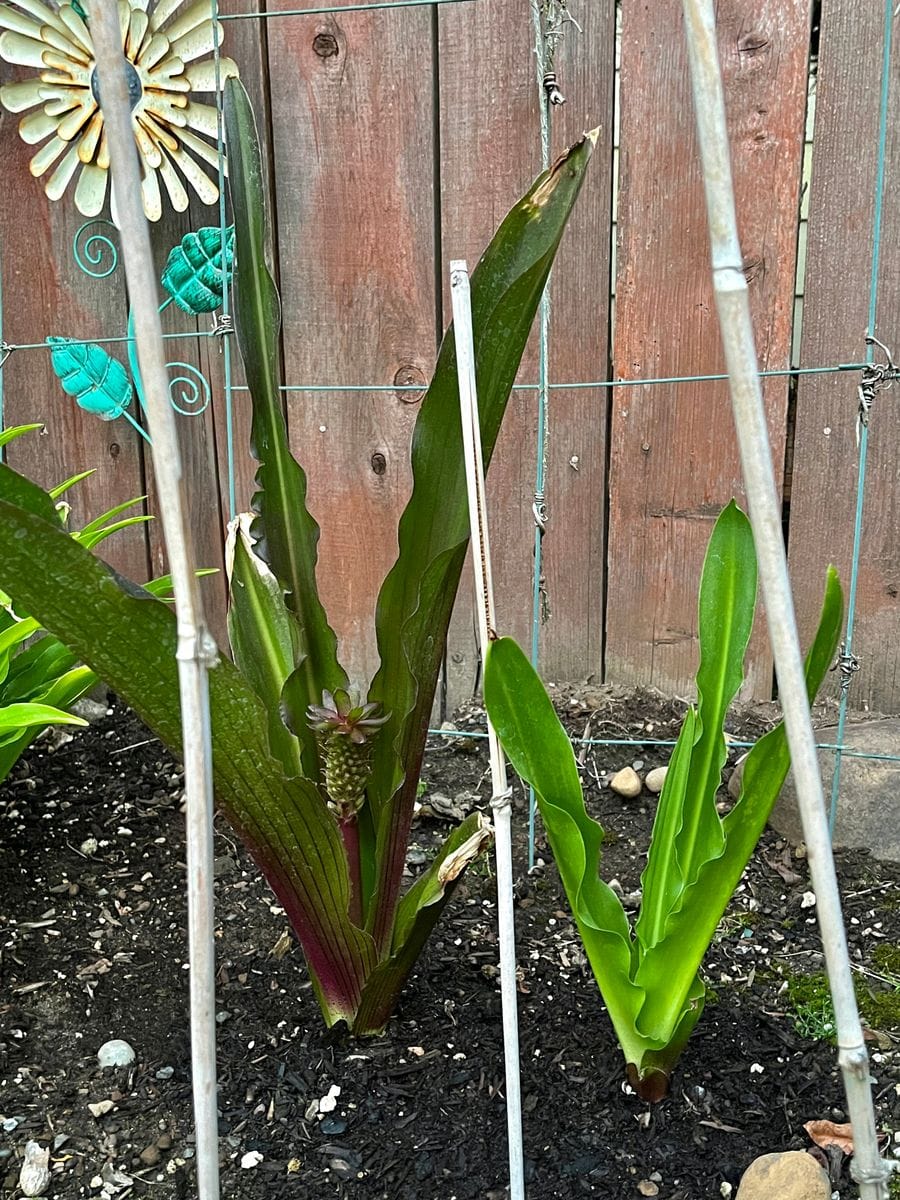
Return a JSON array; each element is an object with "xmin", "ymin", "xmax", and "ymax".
[{"xmin": 1, "ymin": 0, "xmax": 898, "ymax": 713}]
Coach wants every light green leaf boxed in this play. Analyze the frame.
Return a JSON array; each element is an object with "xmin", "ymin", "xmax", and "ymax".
[
  {"xmin": 0, "ymin": 701, "xmax": 87, "ymax": 734},
  {"xmin": 0, "ymin": 423, "xmax": 43, "ymax": 449},
  {"xmin": 352, "ymin": 812, "xmax": 492, "ymax": 1034},
  {"xmin": 636, "ymin": 501, "xmax": 756, "ymax": 951},
  {"xmin": 483, "ymin": 635, "xmax": 646, "ymax": 1064},
  {"xmin": 634, "ymin": 565, "xmax": 843, "ymax": 1042}
]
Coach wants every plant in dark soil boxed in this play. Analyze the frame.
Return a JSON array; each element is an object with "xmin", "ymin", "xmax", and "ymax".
[
  {"xmin": 484, "ymin": 501, "xmax": 843, "ymax": 1100},
  {"xmin": 0, "ymin": 82, "xmax": 594, "ymax": 1035}
]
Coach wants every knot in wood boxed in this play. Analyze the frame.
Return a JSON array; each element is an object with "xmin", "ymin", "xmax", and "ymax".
[
  {"xmin": 312, "ymin": 33, "xmax": 339, "ymax": 58},
  {"xmin": 393, "ymin": 364, "xmax": 426, "ymax": 404},
  {"xmin": 737, "ymin": 33, "xmax": 769, "ymax": 56}
]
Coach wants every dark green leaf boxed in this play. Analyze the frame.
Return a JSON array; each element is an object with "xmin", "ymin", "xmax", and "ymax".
[
  {"xmin": 366, "ymin": 133, "xmax": 597, "ymax": 949},
  {"xmin": 224, "ymin": 76, "xmax": 346, "ymax": 777},
  {"xmin": 0, "ymin": 470, "xmax": 379, "ymax": 1026}
]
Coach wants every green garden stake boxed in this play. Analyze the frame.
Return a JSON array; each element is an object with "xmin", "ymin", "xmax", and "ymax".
[{"xmin": 161, "ymin": 226, "xmax": 235, "ymax": 315}]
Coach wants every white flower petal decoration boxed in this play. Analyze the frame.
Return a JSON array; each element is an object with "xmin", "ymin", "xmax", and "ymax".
[{"xmin": 0, "ymin": 0, "xmax": 238, "ymax": 221}]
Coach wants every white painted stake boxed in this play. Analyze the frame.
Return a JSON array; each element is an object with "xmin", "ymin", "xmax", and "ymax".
[
  {"xmin": 89, "ymin": 8, "xmax": 221, "ymax": 1200},
  {"xmin": 450, "ymin": 260, "xmax": 526, "ymax": 1200},
  {"xmin": 682, "ymin": 4, "xmax": 891, "ymax": 1196}
]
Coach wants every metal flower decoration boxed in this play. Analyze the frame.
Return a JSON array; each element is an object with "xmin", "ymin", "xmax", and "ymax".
[{"xmin": 0, "ymin": 0, "xmax": 238, "ymax": 221}]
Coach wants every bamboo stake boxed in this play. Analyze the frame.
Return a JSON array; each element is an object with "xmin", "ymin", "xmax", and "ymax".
[
  {"xmin": 681, "ymin": 3, "xmax": 891, "ymax": 1196},
  {"xmin": 450, "ymin": 260, "xmax": 526, "ymax": 1200},
  {"xmin": 88, "ymin": 8, "xmax": 221, "ymax": 1199}
]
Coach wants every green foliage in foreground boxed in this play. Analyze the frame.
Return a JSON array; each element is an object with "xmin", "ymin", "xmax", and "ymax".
[
  {"xmin": 484, "ymin": 502, "xmax": 843, "ymax": 1099},
  {"xmin": 0, "ymin": 424, "xmax": 158, "ymax": 783}
]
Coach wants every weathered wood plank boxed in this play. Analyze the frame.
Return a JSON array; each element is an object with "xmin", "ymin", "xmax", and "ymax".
[
  {"xmin": 607, "ymin": 0, "xmax": 811, "ymax": 699},
  {"xmin": 440, "ymin": 0, "xmax": 615, "ymax": 710},
  {"xmin": 788, "ymin": 2, "xmax": 900, "ymax": 710},
  {"xmin": 266, "ymin": 2, "xmax": 438, "ymax": 693},
  {"xmin": 0, "ymin": 114, "xmax": 150, "ymax": 586}
]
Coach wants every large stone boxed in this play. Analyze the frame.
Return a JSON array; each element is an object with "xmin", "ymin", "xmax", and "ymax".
[
  {"xmin": 769, "ymin": 719, "xmax": 900, "ymax": 862},
  {"xmin": 736, "ymin": 1151, "xmax": 830, "ymax": 1200}
]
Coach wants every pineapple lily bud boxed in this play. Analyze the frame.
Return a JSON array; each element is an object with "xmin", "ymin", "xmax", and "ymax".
[{"xmin": 307, "ymin": 690, "xmax": 389, "ymax": 817}]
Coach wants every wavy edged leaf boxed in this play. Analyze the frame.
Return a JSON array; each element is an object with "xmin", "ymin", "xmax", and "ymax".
[
  {"xmin": 48, "ymin": 337, "xmax": 132, "ymax": 421},
  {"xmin": 224, "ymin": 76, "xmax": 345, "ymax": 776},
  {"xmin": 0, "ymin": 463, "xmax": 377, "ymax": 1026},
  {"xmin": 352, "ymin": 812, "xmax": 492, "ymax": 1034},
  {"xmin": 636, "ymin": 502, "xmax": 756, "ymax": 950},
  {"xmin": 366, "ymin": 133, "xmax": 597, "ymax": 949},
  {"xmin": 483, "ymin": 636, "xmax": 647, "ymax": 1062},
  {"xmin": 161, "ymin": 225, "xmax": 235, "ymax": 315},
  {"xmin": 635, "ymin": 566, "xmax": 844, "ymax": 1041},
  {"xmin": 225, "ymin": 512, "xmax": 302, "ymax": 776}
]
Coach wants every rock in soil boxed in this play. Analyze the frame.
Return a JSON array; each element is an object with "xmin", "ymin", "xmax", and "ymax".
[
  {"xmin": 736, "ymin": 1150, "xmax": 831, "ymax": 1200},
  {"xmin": 645, "ymin": 766, "xmax": 668, "ymax": 793},
  {"xmin": 18, "ymin": 1141, "xmax": 51, "ymax": 1197},
  {"xmin": 97, "ymin": 1037, "xmax": 136, "ymax": 1068},
  {"xmin": 610, "ymin": 766, "xmax": 642, "ymax": 797}
]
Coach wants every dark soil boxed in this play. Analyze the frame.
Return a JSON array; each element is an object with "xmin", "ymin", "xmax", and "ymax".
[{"xmin": 2, "ymin": 688, "xmax": 900, "ymax": 1199}]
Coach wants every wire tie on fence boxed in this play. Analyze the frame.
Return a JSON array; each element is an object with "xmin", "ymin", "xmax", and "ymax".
[
  {"xmin": 831, "ymin": 642, "xmax": 861, "ymax": 699},
  {"xmin": 211, "ymin": 313, "xmax": 234, "ymax": 338},
  {"xmin": 857, "ymin": 335, "xmax": 897, "ymax": 443},
  {"xmin": 0, "ymin": 341, "xmax": 13, "ymax": 369},
  {"xmin": 542, "ymin": 71, "xmax": 566, "ymax": 104},
  {"xmin": 532, "ymin": 490, "xmax": 548, "ymax": 532}
]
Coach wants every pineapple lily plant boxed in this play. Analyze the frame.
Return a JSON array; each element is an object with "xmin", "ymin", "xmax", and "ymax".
[{"xmin": 0, "ymin": 79, "xmax": 594, "ymax": 1032}]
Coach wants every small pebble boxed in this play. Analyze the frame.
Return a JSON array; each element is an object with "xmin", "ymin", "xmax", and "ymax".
[
  {"xmin": 610, "ymin": 767, "xmax": 642, "ymax": 798},
  {"xmin": 18, "ymin": 1142, "xmax": 51, "ymax": 1197},
  {"xmin": 155, "ymin": 1066, "xmax": 175, "ymax": 1081},
  {"xmin": 88, "ymin": 1100, "xmax": 115, "ymax": 1118},
  {"xmin": 139, "ymin": 1146, "xmax": 161, "ymax": 1167},
  {"xmin": 645, "ymin": 766, "xmax": 668, "ymax": 794},
  {"xmin": 240, "ymin": 1151, "xmax": 263, "ymax": 1169},
  {"xmin": 97, "ymin": 1039, "xmax": 135, "ymax": 1069}
]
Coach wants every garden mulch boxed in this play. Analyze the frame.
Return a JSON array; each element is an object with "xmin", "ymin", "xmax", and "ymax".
[{"xmin": 2, "ymin": 686, "xmax": 900, "ymax": 1199}]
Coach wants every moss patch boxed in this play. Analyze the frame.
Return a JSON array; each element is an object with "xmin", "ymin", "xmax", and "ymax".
[{"xmin": 782, "ymin": 951, "xmax": 900, "ymax": 1042}]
